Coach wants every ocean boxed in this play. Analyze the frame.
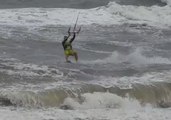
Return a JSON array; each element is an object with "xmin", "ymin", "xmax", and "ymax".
[{"xmin": 0, "ymin": 0, "xmax": 171, "ymax": 119}]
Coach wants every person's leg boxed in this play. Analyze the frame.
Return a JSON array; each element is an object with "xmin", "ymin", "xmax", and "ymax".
[
  {"xmin": 73, "ymin": 51, "xmax": 78, "ymax": 62},
  {"xmin": 65, "ymin": 55, "xmax": 70, "ymax": 62},
  {"xmin": 65, "ymin": 50, "xmax": 70, "ymax": 62}
]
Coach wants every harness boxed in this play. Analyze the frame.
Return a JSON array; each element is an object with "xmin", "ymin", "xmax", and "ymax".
[{"xmin": 64, "ymin": 42, "xmax": 72, "ymax": 50}]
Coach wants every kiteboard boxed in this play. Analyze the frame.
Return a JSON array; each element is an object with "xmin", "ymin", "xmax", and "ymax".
[{"xmin": 66, "ymin": 60, "xmax": 72, "ymax": 63}]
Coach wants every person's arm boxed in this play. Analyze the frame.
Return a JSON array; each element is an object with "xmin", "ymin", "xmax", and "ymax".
[
  {"xmin": 62, "ymin": 35, "xmax": 70, "ymax": 49},
  {"xmin": 69, "ymin": 33, "xmax": 76, "ymax": 43},
  {"xmin": 62, "ymin": 38, "xmax": 67, "ymax": 45}
]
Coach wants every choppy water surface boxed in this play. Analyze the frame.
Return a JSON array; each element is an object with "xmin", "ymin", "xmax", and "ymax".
[{"xmin": 0, "ymin": 0, "xmax": 171, "ymax": 120}]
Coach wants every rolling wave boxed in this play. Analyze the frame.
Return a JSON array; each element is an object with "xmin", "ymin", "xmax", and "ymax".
[
  {"xmin": 0, "ymin": 82, "xmax": 171, "ymax": 108},
  {"xmin": 0, "ymin": 0, "xmax": 167, "ymax": 9},
  {"xmin": 0, "ymin": 1, "xmax": 170, "ymax": 28},
  {"xmin": 86, "ymin": 48, "xmax": 171, "ymax": 65}
]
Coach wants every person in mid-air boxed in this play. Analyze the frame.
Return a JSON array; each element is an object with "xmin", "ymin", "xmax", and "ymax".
[{"xmin": 62, "ymin": 32, "xmax": 78, "ymax": 62}]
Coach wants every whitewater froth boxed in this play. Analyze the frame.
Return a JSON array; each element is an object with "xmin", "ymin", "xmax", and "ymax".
[
  {"xmin": 92, "ymin": 48, "xmax": 171, "ymax": 65},
  {"xmin": 106, "ymin": 2, "xmax": 171, "ymax": 27},
  {"xmin": 161, "ymin": 0, "xmax": 171, "ymax": 5},
  {"xmin": 63, "ymin": 92, "xmax": 141, "ymax": 109},
  {"xmin": 0, "ymin": 1, "xmax": 170, "ymax": 28}
]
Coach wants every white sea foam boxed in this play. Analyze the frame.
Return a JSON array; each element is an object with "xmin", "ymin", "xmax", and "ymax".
[
  {"xmin": 0, "ymin": 104, "xmax": 170, "ymax": 120},
  {"xmin": 63, "ymin": 92, "xmax": 140, "ymax": 109},
  {"xmin": 106, "ymin": 2, "xmax": 171, "ymax": 28},
  {"xmin": 92, "ymin": 48, "xmax": 171, "ymax": 65},
  {"xmin": 0, "ymin": 79, "xmax": 171, "ymax": 119},
  {"xmin": 0, "ymin": 2, "xmax": 170, "ymax": 28},
  {"xmin": 0, "ymin": 8, "xmax": 114, "ymax": 27},
  {"xmin": 89, "ymin": 70, "xmax": 171, "ymax": 88},
  {"xmin": 126, "ymin": 48, "xmax": 171, "ymax": 65},
  {"xmin": 0, "ymin": 58, "xmax": 63, "ymax": 78}
]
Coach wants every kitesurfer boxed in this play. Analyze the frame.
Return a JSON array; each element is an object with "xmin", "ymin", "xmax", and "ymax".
[{"xmin": 62, "ymin": 32, "xmax": 78, "ymax": 62}]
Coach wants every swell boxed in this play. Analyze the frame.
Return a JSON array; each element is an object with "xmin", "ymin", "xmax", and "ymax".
[
  {"xmin": 0, "ymin": 0, "xmax": 166, "ymax": 9},
  {"xmin": 0, "ymin": 0, "xmax": 111, "ymax": 9},
  {"xmin": 1, "ymin": 82, "xmax": 171, "ymax": 108},
  {"xmin": 0, "ymin": 3, "xmax": 170, "ymax": 28}
]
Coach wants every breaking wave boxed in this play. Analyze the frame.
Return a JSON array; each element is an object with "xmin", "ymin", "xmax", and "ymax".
[
  {"xmin": 0, "ymin": 82, "xmax": 171, "ymax": 108},
  {"xmin": 92, "ymin": 48, "xmax": 171, "ymax": 65},
  {"xmin": 0, "ymin": 1, "xmax": 170, "ymax": 28}
]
